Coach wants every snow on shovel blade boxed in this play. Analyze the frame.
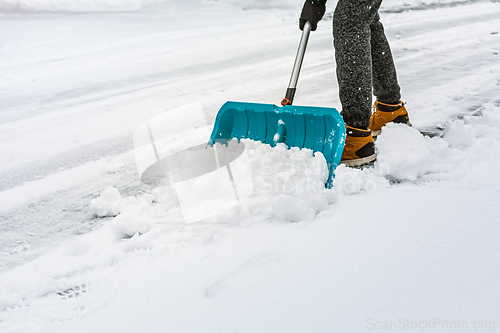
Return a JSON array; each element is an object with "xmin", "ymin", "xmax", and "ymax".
[{"xmin": 208, "ymin": 101, "xmax": 346, "ymax": 188}]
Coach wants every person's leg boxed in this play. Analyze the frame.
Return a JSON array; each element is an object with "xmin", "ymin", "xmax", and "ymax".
[
  {"xmin": 370, "ymin": 13, "xmax": 401, "ymax": 104},
  {"xmin": 333, "ymin": 0, "xmax": 382, "ymax": 129},
  {"xmin": 368, "ymin": 13, "xmax": 411, "ymax": 137}
]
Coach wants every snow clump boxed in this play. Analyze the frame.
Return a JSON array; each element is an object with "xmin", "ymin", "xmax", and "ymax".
[{"xmin": 89, "ymin": 186, "xmax": 122, "ymax": 217}]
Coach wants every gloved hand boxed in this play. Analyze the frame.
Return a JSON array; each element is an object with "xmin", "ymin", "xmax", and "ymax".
[{"xmin": 299, "ymin": 0, "xmax": 327, "ymax": 31}]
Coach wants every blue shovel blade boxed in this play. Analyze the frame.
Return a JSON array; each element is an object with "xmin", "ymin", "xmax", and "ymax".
[{"xmin": 209, "ymin": 101, "xmax": 346, "ymax": 188}]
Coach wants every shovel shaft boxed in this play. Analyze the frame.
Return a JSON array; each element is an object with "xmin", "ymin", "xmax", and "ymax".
[{"xmin": 282, "ymin": 21, "xmax": 312, "ymax": 106}]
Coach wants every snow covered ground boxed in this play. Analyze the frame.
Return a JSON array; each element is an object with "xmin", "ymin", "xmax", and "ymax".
[{"xmin": 1, "ymin": 0, "xmax": 500, "ymax": 331}]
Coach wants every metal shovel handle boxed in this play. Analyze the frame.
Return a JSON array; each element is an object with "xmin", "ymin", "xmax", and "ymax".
[{"xmin": 281, "ymin": 21, "xmax": 312, "ymax": 106}]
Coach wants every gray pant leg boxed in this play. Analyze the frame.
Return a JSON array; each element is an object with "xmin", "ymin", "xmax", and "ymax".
[
  {"xmin": 333, "ymin": 0, "xmax": 401, "ymax": 129},
  {"xmin": 371, "ymin": 14, "xmax": 401, "ymax": 105}
]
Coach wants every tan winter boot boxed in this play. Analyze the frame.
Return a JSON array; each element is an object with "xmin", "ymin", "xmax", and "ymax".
[
  {"xmin": 341, "ymin": 125, "xmax": 376, "ymax": 167},
  {"xmin": 369, "ymin": 100, "xmax": 411, "ymax": 137}
]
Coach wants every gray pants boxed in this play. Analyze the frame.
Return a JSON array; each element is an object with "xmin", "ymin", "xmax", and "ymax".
[{"xmin": 333, "ymin": 0, "xmax": 401, "ymax": 129}]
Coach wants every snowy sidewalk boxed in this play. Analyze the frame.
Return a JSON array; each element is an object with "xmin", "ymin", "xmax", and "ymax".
[{"xmin": 1, "ymin": 1, "xmax": 500, "ymax": 332}]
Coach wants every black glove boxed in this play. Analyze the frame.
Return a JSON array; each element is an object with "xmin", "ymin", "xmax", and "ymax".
[{"xmin": 299, "ymin": 0, "xmax": 327, "ymax": 31}]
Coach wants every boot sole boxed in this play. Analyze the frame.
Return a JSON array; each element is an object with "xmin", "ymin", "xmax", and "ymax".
[{"xmin": 341, "ymin": 153, "xmax": 377, "ymax": 167}]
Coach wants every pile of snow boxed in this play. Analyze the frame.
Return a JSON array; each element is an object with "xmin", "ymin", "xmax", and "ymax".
[
  {"xmin": 378, "ymin": 104, "xmax": 500, "ymax": 181},
  {"xmin": 89, "ymin": 186, "xmax": 122, "ymax": 217},
  {"xmin": 376, "ymin": 124, "xmax": 457, "ymax": 181},
  {"xmin": 91, "ymin": 139, "xmax": 339, "ymax": 236},
  {"xmin": 90, "ymin": 102, "xmax": 500, "ymax": 236}
]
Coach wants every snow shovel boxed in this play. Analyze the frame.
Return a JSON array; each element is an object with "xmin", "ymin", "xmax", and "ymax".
[{"xmin": 208, "ymin": 21, "xmax": 346, "ymax": 188}]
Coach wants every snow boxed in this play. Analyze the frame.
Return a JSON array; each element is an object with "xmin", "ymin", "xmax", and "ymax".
[
  {"xmin": 1, "ymin": 0, "xmax": 500, "ymax": 332},
  {"xmin": 0, "ymin": 0, "xmax": 304, "ymax": 13},
  {"xmin": 0, "ymin": 0, "xmax": 480, "ymax": 13},
  {"xmin": 89, "ymin": 186, "xmax": 122, "ymax": 217}
]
